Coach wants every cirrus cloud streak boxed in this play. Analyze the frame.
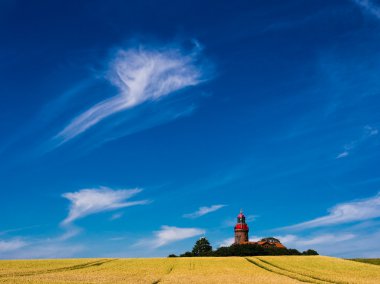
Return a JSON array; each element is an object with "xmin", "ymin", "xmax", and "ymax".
[
  {"xmin": 53, "ymin": 43, "xmax": 208, "ymax": 147},
  {"xmin": 183, "ymin": 204, "xmax": 226, "ymax": 219},
  {"xmin": 61, "ymin": 186, "xmax": 150, "ymax": 226},
  {"xmin": 284, "ymin": 192, "xmax": 380, "ymax": 230}
]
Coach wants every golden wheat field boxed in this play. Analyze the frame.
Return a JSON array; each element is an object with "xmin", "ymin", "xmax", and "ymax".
[{"xmin": 1, "ymin": 256, "xmax": 380, "ymax": 284}]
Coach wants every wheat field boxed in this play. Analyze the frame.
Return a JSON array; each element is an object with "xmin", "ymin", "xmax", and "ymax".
[{"xmin": 1, "ymin": 256, "xmax": 380, "ymax": 283}]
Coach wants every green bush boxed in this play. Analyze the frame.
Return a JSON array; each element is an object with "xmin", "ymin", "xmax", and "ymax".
[{"xmin": 302, "ymin": 249, "xmax": 319, "ymax": 255}]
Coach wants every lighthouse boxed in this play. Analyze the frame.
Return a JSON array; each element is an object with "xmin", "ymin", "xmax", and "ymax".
[{"xmin": 234, "ymin": 210, "xmax": 249, "ymax": 244}]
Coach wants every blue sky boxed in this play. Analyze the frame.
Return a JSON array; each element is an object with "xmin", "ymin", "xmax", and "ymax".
[{"xmin": 1, "ymin": 0, "xmax": 380, "ymax": 258}]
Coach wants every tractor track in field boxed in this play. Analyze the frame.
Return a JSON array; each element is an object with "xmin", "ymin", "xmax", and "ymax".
[
  {"xmin": 256, "ymin": 258, "xmax": 346, "ymax": 284},
  {"xmin": 245, "ymin": 258, "xmax": 313, "ymax": 283},
  {"xmin": 0, "ymin": 259, "xmax": 117, "ymax": 279},
  {"xmin": 151, "ymin": 263, "xmax": 175, "ymax": 284},
  {"xmin": 245, "ymin": 257, "xmax": 336, "ymax": 284}
]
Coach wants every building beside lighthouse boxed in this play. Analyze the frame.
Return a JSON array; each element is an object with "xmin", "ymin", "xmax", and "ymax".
[{"xmin": 234, "ymin": 210, "xmax": 286, "ymax": 249}]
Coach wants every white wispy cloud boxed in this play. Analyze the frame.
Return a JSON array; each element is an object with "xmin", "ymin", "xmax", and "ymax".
[
  {"xmin": 0, "ymin": 238, "xmax": 28, "ymax": 252},
  {"xmin": 53, "ymin": 43, "xmax": 207, "ymax": 146},
  {"xmin": 284, "ymin": 192, "xmax": 380, "ymax": 230},
  {"xmin": 276, "ymin": 233, "xmax": 355, "ymax": 247},
  {"xmin": 137, "ymin": 226, "xmax": 205, "ymax": 248},
  {"xmin": 366, "ymin": 125, "xmax": 379, "ymax": 136},
  {"xmin": 336, "ymin": 125, "xmax": 378, "ymax": 158},
  {"xmin": 271, "ymin": 230, "xmax": 380, "ymax": 258},
  {"xmin": 0, "ymin": 242, "xmax": 84, "ymax": 259},
  {"xmin": 336, "ymin": 151, "xmax": 349, "ymax": 159},
  {"xmin": 183, "ymin": 204, "xmax": 226, "ymax": 218},
  {"xmin": 61, "ymin": 186, "xmax": 149, "ymax": 226},
  {"xmin": 0, "ymin": 224, "xmax": 42, "ymax": 236},
  {"xmin": 109, "ymin": 237, "xmax": 126, "ymax": 241},
  {"xmin": 1, "ymin": 186, "xmax": 150, "ymax": 259},
  {"xmin": 298, "ymin": 233, "xmax": 356, "ymax": 246},
  {"xmin": 56, "ymin": 226, "xmax": 83, "ymax": 241},
  {"xmin": 218, "ymin": 237, "xmax": 235, "ymax": 247},
  {"xmin": 352, "ymin": 0, "xmax": 380, "ymax": 19},
  {"xmin": 110, "ymin": 212, "xmax": 123, "ymax": 220}
]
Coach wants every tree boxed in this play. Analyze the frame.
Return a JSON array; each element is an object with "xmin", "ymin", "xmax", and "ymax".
[
  {"xmin": 302, "ymin": 249, "xmax": 319, "ymax": 255},
  {"xmin": 192, "ymin": 237, "xmax": 212, "ymax": 256},
  {"xmin": 287, "ymin": 249, "xmax": 302, "ymax": 255},
  {"xmin": 180, "ymin": 251, "xmax": 194, "ymax": 257},
  {"xmin": 168, "ymin": 254, "xmax": 178, "ymax": 257}
]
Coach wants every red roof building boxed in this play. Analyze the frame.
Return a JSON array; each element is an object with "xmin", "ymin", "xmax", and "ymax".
[{"xmin": 233, "ymin": 210, "xmax": 286, "ymax": 249}]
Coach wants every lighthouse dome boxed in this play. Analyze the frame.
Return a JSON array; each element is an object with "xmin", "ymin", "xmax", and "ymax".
[{"xmin": 237, "ymin": 212, "xmax": 245, "ymax": 218}]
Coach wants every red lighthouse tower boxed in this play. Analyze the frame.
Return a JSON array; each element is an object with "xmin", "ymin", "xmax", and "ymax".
[{"xmin": 234, "ymin": 210, "xmax": 249, "ymax": 244}]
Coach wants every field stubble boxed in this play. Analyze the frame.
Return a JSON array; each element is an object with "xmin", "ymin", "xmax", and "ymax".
[{"xmin": 0, "ymin": 256, "xmax": 380, "ymax": 283}]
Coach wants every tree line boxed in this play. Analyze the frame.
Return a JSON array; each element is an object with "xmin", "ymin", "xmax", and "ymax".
[{"xmin": 169, "ymin": 237, "xmax": 318, "ymax": 257}]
